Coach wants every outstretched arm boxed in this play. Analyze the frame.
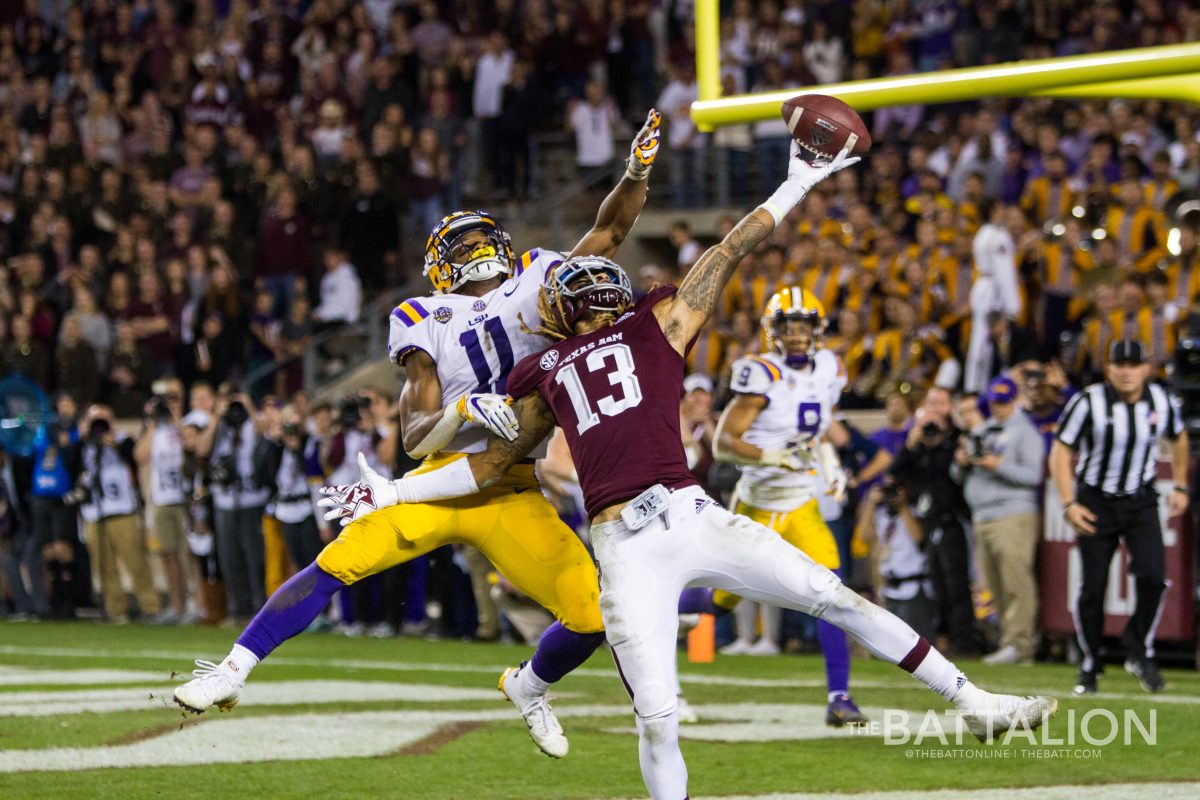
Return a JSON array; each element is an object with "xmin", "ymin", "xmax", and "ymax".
[
  {"xmin": 318, "ymin": 393, "xmax": 556, "ymax": 524},
  {"xmin": 569, "ymin": 110, "xmax": 661, "ymax": 259},
  {"xmin": 653, "ymin": 143, "xmax": 859, "ymax": 353}
]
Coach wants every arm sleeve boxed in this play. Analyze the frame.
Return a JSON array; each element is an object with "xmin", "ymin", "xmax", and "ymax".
[
  {"xmin": 729, "ymin": 356, "xmax": 777, "ymax": 396},
  {"xmin": 1055, "ymin": 391, "xmax": 1091, "ymax": 449}
]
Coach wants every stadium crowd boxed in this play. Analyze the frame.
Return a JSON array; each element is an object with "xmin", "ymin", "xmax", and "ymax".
[{"xmin": 0, "ymin": 1, "xmax": 1198, "ymax": 664}]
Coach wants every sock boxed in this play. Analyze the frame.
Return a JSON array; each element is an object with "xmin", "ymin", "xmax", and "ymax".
[
  {"xmin": 760, "ymin": 603, "xmax": 781, "ymax": 645},
  {"xmin": 677, "ymin": 587, "xmax": 720, "ymax": 615},
  {"xmin": 236, "ymin": 563, "xmax": 346, "ymax": 661},
  {"xmin": 224, "ymin": 643, "xmax": 260, "ymax": 676},
  {"xmin": 818, "ymin": 568, "xmax": 851, "ymax": 696},
  {"xmin": 733, "ymin": 599, "xmax": 756, "ymax": 644},
  {"xmin": 903, "ymin": 637, "xmax": 968, "ymax": 702},
  {"xmin": 528, "ymin": 621, "xmax": 606, "ymax": 685},
  {"xmin": 818, "ymin": 618, "xmax": 851, "ymax": 695}
]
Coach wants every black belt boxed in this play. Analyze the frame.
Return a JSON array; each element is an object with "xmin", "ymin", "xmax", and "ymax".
[
  {"xmin": 1078, "ymin": 483, "xmax": 1155, "ymax": 502},
  {"xmin": 884, "ymin": 572, "xmax": 926, "ymax": 587}
]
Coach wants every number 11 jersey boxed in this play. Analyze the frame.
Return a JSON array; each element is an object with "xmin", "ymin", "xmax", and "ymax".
[
  {"xmin": 506, "ymin": 285, "xmax": 698, "ymax": 518},
  {"xmin": 388, "ymin": 248, "xmax": 564, "ymax": 456}
]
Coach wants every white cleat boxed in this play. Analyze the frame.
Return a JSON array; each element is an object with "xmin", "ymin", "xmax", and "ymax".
[
  {"xmin": 745, "ymin": 638, "xmax": 781, "ymax": 656},
  {"xmin": 499, "ymin": 665, "xmax": 569, "ymax": 758},
  {"xmin": 718, "ymin": 638, "xmax": 755, "ymax": 656},
  {"xmin": 958, "ymin": 692, "xmax": 1058, "ymax": 742},
  {"xmin": 174, "ymin": 659, "xmax": 245, "ymax": 714},
  {"xmin": 676, "ymin": 694, "xmax": 699, "ymax": 724}
]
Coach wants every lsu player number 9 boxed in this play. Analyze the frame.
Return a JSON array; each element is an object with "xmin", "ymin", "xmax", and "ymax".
[{"xmin": 712, "ymin": 286, "xmax": 866, "ymax": 726}]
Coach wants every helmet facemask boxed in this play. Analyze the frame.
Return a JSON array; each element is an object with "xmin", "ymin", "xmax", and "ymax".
[
  {"xmin": 424, "ymin": 212, "xmax": 514, "ymax": 293},
  {"xmin": 769, "ymin": 313, "xmax": 824, "ymax": 368},
  {"xmin": 545, "ymin": 256, "xmax": 633, "ymax": 332}
]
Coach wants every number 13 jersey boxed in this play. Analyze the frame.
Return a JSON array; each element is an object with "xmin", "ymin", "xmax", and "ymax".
[
  {"xmin": 388, "ymin": 248, "xmax": 564, "ymax": 456},
  {"xmin": 730, "ymin": 348, "xmax": 847, "ymax": 512},
  {"xmin": 507, "ymin": 285, "xmax": 698, "ymax": 518}
]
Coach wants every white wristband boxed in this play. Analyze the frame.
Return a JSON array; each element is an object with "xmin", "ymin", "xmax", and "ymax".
[
  {"xmin": 759, "ymin": 179, "xmax": 808, "ymax": 226},
  {"xmin": 392, "ymin": 457, "xmax": 480, "ymax": 504}
]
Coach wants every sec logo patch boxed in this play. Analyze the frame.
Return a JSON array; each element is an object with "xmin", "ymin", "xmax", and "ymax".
[{"xmin": 540, "ymin": 350, "xmax": 560, "ymax": 370}]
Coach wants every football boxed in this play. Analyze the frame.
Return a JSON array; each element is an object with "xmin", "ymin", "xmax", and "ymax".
[{"xmin": 781, "ymin": 94, "xmax": 872, "ymax": 158}]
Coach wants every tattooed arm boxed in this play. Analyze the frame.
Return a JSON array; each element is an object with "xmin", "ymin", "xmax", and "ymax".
[
  {"xmin": 464, "ymin": 393, "xmax": 557, "ymax": 488},
  {"xmin": 653, "ymin": 209, "xmax": 776, "ymax": 354},
  {"xmin": 652, "ymin": 142, "xmax": 860, "ymax": 354}
]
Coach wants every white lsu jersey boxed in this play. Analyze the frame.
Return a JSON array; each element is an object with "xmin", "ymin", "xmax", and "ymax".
[
  {"xmin": 388, "ymin": 248, "xmax": 564, "ymax": 456},
  {"xmin": 731, "ymin": 348, "xmax": 847, "ymax": 512}
]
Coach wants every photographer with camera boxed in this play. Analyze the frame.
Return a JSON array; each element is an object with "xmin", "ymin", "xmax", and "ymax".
[
  {"xmin": 256, "ymin": 406, "xmax": 325, "ymax": 586},
  {"xmin": 66, "ymin": 406, "xmax": 161, "ymax": 623},
  {"xmin": 135, "ymin": 379, "xmax": 193, "ymax": 625},
  {"xmin": 323, "ymin": 393, "xmax": 391, "ymax": 635},
  {"xmin": 888, "ymin": 386, "xmax": 980, "ymax": 655},
  {"xmin": 203, "ymin": 392, "xmax": 270, "ymax": 622},
  {"xmin": 954, "ymin": 375, "xmax": 1046, "ymax": 666},
  {"xmin": 855, "ymin": 476, "xmax": 934, "ymax": 640}
]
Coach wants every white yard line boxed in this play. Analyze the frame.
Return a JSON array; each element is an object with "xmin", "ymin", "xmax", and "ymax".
[
  {"xmin": 612, "ymin": 785, "xmax": 1200, "ymax": 800},
  {"xmin": 1, "ymin": 644, "xmax": 1193, "ymax": 705},
  {"xmin": 0, "ymin": 680, "xmax": 500, "ymax": 716}
]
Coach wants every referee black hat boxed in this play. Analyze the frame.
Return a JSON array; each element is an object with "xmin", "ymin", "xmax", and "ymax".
[{"xmin": 1109, "ymin": 338, "xmax": 1145, "ymax": 365}]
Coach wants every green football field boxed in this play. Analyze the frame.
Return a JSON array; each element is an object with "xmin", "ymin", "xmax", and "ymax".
[{"xmin": 1, "ymin": 621, "xmax": 1198, "ymax": 800}]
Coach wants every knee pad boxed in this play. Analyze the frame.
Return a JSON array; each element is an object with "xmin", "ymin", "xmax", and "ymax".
[
  {"xmin": 558, "ymin": 585, "xmax": 604, "ymax": 634},
  {"xmin": 632, "ymin": 679, "xmax": 675, "ymax": 721}
]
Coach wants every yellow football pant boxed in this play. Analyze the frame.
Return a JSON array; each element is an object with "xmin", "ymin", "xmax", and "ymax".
[
  {"xmin": 317, "ymin": 453, "xmax": 603, "ymax": 633},
  {"xmin": 713, "ymin": 497, "xmax": 840, "ymax": 610}
]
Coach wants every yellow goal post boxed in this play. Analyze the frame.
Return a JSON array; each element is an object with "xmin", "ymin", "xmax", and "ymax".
[{"xmin": 691, "ymin": 0, "xmax": 1200, "ymax": 131}]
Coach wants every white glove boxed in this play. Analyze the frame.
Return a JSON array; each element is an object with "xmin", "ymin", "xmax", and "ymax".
[
  {"xmin": 625, "ymin": 108, "xmax": 662, "ymax": 181},
  {"xmin": 761, "ymin": 141, "xmax": 861, "ymax": 224},
  {"xmin": 456, "ymin": 392, "xmax": 519, "ymax": 442},
  {"xmin": 760, "ymin": 438, "xmax": 818, "ymax": 472},
  {"xmin": 317, "ymin": 453, "xmax": 399, "ymax": 527}
]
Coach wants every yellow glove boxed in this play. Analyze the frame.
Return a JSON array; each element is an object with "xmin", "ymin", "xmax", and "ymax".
[{"xmin": 625, "ymin": 109, "xmax": 662, "ymax": 181}]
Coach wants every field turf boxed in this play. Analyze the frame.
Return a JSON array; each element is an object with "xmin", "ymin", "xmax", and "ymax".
[{"xmin": 1, "ymin": 621, "xmax": 1197, "ymax": 799}]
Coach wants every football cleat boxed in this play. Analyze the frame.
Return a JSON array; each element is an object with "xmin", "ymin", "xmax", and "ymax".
[
  {"xmin": 676, "ymin": 694, "xmax": 699, "ymax": 724},
  {"xmin": 718, "ymin": 639, "xmax": 755, "ymax": 656},
  {"xmin": 1125, "ymin": 655, "xmax": 1165, "ymax": 692},
  {"xmin": 174, "ymin": 659, "xmax": 244, "ymax": 714},
  {"xmin": 745, "ymin": 638, "xmax": 781, "ymax": 656},
  {"xmin": 958, "ymin": 693, "xmax": 1058, "ymax": 742},
  {"xmin": 499, "ymin": 664, "xmax": 569, "ymax": 758},
  {"xmin": 826, "ymin": 693, "xmax": 868, "ymax": 727},
  {"xmin": 1072, "ymin": 670, "xmax": 1098, "ymax": 696}
]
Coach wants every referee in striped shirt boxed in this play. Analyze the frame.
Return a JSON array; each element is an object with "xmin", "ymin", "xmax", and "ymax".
[{"xmin": 1049, "ymin": 339, "xmax": 1189, "ymax": 696}]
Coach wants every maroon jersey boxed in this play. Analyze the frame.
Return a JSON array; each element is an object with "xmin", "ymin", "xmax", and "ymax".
[{"xmin": 507, "ymin": 285, "xmax": 698, "ymax": 517}]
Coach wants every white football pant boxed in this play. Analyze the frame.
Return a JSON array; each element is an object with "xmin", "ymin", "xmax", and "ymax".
[{"xmin": 591, "ymin": 486, "xmax": 924, "ymax": 800}]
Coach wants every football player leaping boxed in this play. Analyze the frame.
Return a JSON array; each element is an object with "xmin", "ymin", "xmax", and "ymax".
[
  {"xmin": 710, "ymin": 287, "xmax": 867, "ymax": 727},
  {"xmin": 322, "ymin": 141, "xmax": 1055, "ymax": 800},
  {"xmin": 174, "ymin": 111, "xmax": 663, "ymax": 760}
]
